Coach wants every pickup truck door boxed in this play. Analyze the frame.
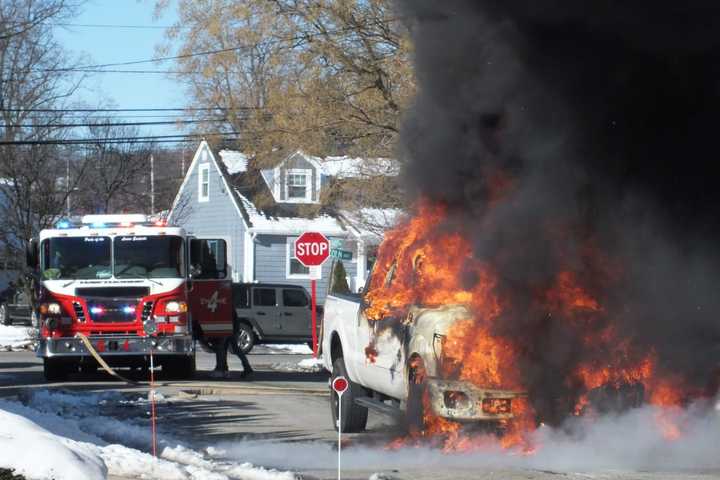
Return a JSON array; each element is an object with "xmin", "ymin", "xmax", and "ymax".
[
  {"xmin": 251, "ymin": 287, "xmax": 281, "ymax": 337},
  {"xmin": 278, "ymin": 288, "xmax": 311, "ymax": 337},
  {"xmin": 359, "ymin": 313, "xmax": 407, "ymax": 398}
]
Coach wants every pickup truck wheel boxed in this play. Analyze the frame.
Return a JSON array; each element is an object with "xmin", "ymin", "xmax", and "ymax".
[
  {"xmin": 0, "ymin": 304, "xmax": 10, "ymax": 326},
  {"xmin": 43, "ymin": 358, "xmax": 68, "ymax": 382},
  {"xmin": 234, "ymin": 323, "xmax": 255, "ymax": 354},
  {"xmin": 406, "ymin": 358, "xmax": 428, "ymax": 435},
  {"xmin": 331, "ymin": 357, "xmax": 368, "ymax": 432}
]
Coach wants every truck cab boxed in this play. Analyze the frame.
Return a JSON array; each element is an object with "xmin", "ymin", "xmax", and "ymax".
[{"xmin": 321, "ymin": 259, "xmax": 524, "ymax": 432}]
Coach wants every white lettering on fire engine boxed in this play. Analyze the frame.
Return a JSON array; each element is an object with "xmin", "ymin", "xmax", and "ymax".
[{"xmin": 200, "ymin": 290, "xmax": 227, "ymax": 313}]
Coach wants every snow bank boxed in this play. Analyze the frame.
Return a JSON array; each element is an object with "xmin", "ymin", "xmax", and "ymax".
[
  {"xmin": 254, "ymin": 344, "xmax": 312, "ymax": 355},
  {"xmin": 271, "ymin": 358, "xmax": 325, "ymax": 373},
  {"xmin": 0, "ymin": 324, "xmax": 33, "ymax": 350},
  {"xmin": 0, "ymin": 408, "xmax": 107, "ymax": 480},
  {"xmin": 0, "ymin": 390, "xmax": 299, "ymax": 480}
]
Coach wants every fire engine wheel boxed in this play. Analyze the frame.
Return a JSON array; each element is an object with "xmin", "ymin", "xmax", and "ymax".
[
  {"xmin": 331, "ymin": 357, "xmax": 368, "ymax": 433},
  {"xmin": 162, "ymin": 356, "xmax": 196, "ymax": 380},
  {"xmin": 234, "ymin": 323, "xmax": 255, "ymax": 354},
  {"xmin": 43, "ymin": 358, "xmax": 68, "ymax": 382},
  {"xmin": 0, "ymin": 304, "xmax": 10, "ymax": 326},
  {"xmin": 406, "ymin": 357, "xmax": 428, "ymax": 434}
]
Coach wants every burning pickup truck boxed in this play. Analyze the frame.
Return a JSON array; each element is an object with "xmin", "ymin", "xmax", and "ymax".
[{"xmin": 321, "ymin": 258, "xmax": 525, "ymax": 433}]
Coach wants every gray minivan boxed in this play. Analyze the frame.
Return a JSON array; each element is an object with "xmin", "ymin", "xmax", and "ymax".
[{"xmin": 232, "ymin": 283, "xmax": 321, "ymax": 354}]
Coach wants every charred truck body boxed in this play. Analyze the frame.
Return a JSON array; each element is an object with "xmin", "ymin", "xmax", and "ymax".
[
  {"xmin": 322, "ymin": 263, "xmax": 524, "ymax": 432},
  {"xmin": 27, "ymin": 214, "xmax": 234, "ymax": 381}
]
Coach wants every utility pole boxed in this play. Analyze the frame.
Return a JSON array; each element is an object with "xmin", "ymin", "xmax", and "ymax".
[
  {"xmin": 150, "ymin": 154, "xmax": 155, "ymax": 215},
  {"xmin": 65, "ymin": 157, "xmax": 70, "ymax": 217}
]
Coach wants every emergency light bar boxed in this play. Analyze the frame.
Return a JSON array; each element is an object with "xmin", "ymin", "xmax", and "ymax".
[
  {"xmin": 82, "ymin": 214, "xmax": 148, "ymax": 225},
  {"xmin": 53, "ymin": 214, "xmax": 170, "ymax": 229}
]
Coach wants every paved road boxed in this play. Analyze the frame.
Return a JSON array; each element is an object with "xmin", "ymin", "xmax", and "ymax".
[{"xmin": 1, "ymin": 350, "xmax": 719, "ymax": 480}]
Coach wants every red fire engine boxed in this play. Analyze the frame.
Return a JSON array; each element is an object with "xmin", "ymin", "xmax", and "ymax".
[{"xmin": 26, "ymin": 214, "xmax": 234, "ymax": 381}]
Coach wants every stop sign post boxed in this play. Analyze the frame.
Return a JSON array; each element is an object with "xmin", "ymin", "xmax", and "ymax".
[
  {"xmin": 294, "ymin": 232, "xmax": 331, "ymax": 358},
  {"xmin": 332, "ymin": 376, "xmax": 349, "ymax": 480}
]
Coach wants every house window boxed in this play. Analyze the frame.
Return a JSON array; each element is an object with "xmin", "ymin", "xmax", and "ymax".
[
  {"xmin": 286, "ymin": 239, "xmax": 310, "ymax": 278},
  {"xmin": 285, "ymin": 169, "xmax": 311, "ymax": 201},
  {"xmin": 198, "ymin": 164, "xmax": 210, "ymax": 202}
]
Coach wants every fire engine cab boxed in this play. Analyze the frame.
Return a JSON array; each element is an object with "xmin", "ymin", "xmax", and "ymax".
[{"xmin": 26, "ymin": 214, "xmax": 234, "ymax": 381}]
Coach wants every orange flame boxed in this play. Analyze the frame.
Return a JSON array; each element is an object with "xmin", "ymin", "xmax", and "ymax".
[{"xmin": 366, "ymin": 201, "xmax": 695, "ymax": 450}]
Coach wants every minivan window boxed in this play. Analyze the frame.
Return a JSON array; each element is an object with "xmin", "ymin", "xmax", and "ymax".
[
  {"xmin": 253, "ymin": 288, "xmax": 276, "ymax": 307},
  {"xmin": 283, "ymin": 289, "xmax": 308, "ymax": 307}
]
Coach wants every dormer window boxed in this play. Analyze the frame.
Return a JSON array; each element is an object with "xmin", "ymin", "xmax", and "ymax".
[{"xmin": 285, "ymin": 169, "xmax": 311, "ymax": 201}]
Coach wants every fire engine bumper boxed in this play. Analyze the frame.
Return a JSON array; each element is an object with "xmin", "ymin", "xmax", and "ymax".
[
  {"xmin": 37, "ymin": 335, "xmax": 194, "ymax": 358},
  {"xmin": 426, "ymin": 378, "xmax": 526, "ymax": 421}
]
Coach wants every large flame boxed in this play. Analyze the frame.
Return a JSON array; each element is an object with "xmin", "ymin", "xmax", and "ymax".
[{"xmin": 366, "ymin": 201, "xmax": 695, "ymax": 451}]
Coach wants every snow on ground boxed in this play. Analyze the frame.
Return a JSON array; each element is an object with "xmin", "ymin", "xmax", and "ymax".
[
  {"xmin": 0, "ymin": 389, "xmax": 297, "ymax": 480},
  {"xmin": 0, "ymin": 324, "xmax": 33, "ymax": 351},
  {"xmin": 0, "ymin": 408, "xmax": 107, "ymax": 479},
  {"xmin": 270, "ymin": 358, "xmax": 325, "ymax": 373},
  {"xmin": 252, "ymin": 344, "xmax": 313, "ymax": 355}
]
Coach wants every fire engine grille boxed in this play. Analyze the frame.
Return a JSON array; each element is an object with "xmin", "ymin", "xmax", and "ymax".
[
  {"xmin": 86, "ymin": 298, "xmax": 139, "ymax": 323},
  {"xmin": 72, "ymin": 302, "xmax": 85, "ymax": 322},
  {"xmin": 141, "ymin": 301, "xmax": 154, "ymax": 322}
]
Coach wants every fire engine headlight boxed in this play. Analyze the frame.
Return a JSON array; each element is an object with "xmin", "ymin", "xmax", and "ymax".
[
  {"xmin": 164, "ymin": 300, "xmax": 187, "ymax": 313},
  {"xmin": 40, "ymin": 302, "xmax": 62, "ymax": 316}
]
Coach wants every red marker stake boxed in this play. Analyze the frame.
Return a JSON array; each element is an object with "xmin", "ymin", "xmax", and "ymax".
[
  {"xmin": 332, "ymin": 377, "xmax": 349, "ymax": 480},
  {"xmin": 311, "ymin": 279, "xmax": 318, "ymax": 358},
  {"xmin": 149, "ymin": 347, "xmax": 157, "ymax": 458}
]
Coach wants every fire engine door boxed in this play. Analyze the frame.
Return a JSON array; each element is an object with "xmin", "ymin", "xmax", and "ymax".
[{"xmin": 188, "ymin": 238, "xmax": 233, "ymax": 337}]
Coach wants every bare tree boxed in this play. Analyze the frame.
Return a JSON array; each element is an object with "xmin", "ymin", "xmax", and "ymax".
[
  {"xmin": 72, "ymin": 121, "xmax": 152, "ymax": 214},
  {"xmin": 0, "ymin": 0, "xmax": 85, "ymax": 266}
]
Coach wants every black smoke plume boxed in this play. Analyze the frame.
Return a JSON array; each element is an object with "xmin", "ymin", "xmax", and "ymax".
[{"xmin": 397, "ymin": 0, "xmax": 720, "ymax": 423}]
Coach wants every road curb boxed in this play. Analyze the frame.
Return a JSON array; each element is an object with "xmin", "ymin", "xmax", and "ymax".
[{"xmin": 169, "ymin": 382, "xmax": 329, "ymax": 397}]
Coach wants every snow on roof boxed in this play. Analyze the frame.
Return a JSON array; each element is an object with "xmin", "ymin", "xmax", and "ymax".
[
  {"xmin": 321, "ymin": 156, "xmax": 400, "ymax": 178},
  {"xmin": 219, "ymin": 149, "xmax": 248, "ymax": 175},
  {"xmin": 341, "ymin": 208, "xmax": 403, "ymax": 242},
  {"xmin": 236, "ymin": 190, "xmax": 348, "ymax": 235}
]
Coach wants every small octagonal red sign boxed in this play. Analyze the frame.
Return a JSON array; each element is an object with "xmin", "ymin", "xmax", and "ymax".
[{"xmin": 295, "ymin": 232, "xmax": 331, "ymax": 267}]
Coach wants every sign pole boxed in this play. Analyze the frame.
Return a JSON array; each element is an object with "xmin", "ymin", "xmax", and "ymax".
[
  {"xmin": 337, "ymin": 389, "xmax": 342, "ymax": 480},
  {"xmin": 311, "ymin": 279, "xmax": 318, "ymax": 358},
  {"xmin": 294, "ymin": 232, "xmax": 330, "ymax": 360}
]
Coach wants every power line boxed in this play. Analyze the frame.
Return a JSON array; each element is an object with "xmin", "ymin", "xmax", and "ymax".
[
  {"xmin": 52, "ymin": 23, "xmax": 188, "ymax": 30},
  {"xmin": 22, "ymin": 20, "xmax": 405, "ymax": 73},
  {"xmin": 1, "ymin": 119, "xmax": 229, "ymax": 128},
  {"xmin": 0, "ymin": 107, "xmax": 249, "ymax": 113},
  {"xmin": 0, "ymin": 132, "xmax": 239, "ymax": 145}
]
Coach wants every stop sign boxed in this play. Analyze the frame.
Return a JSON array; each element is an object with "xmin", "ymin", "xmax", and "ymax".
[{"xmin": 295, "ymin": 232, "xmax": 331, "ymax": 267}]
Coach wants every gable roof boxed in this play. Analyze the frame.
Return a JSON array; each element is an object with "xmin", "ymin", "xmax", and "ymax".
[{"xmin": 169, "ymin": 140, "xmax": 251, "ymax": 228}]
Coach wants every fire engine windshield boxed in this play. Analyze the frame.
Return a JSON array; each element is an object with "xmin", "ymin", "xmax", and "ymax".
[
  {"xmin": 41, "ymin": 237, "xmax": 112, "ymax": 280},
  {"xmin": 114, "ymin": 236, "xmax": 184, "ymax": 279}
]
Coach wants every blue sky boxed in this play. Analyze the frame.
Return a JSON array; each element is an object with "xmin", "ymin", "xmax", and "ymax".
[{"xmin": 54, "ymin": 0, "xmax": 184, "ymax": 137}]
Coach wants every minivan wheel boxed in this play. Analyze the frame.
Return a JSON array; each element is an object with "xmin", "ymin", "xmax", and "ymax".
[
  {"xmin": 234, "ymin": 323, "xmax": 255, "ymax": 354},
  {"xmin": 0, "ymin": 304, "xmax": 10, "ymax": 326}
]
